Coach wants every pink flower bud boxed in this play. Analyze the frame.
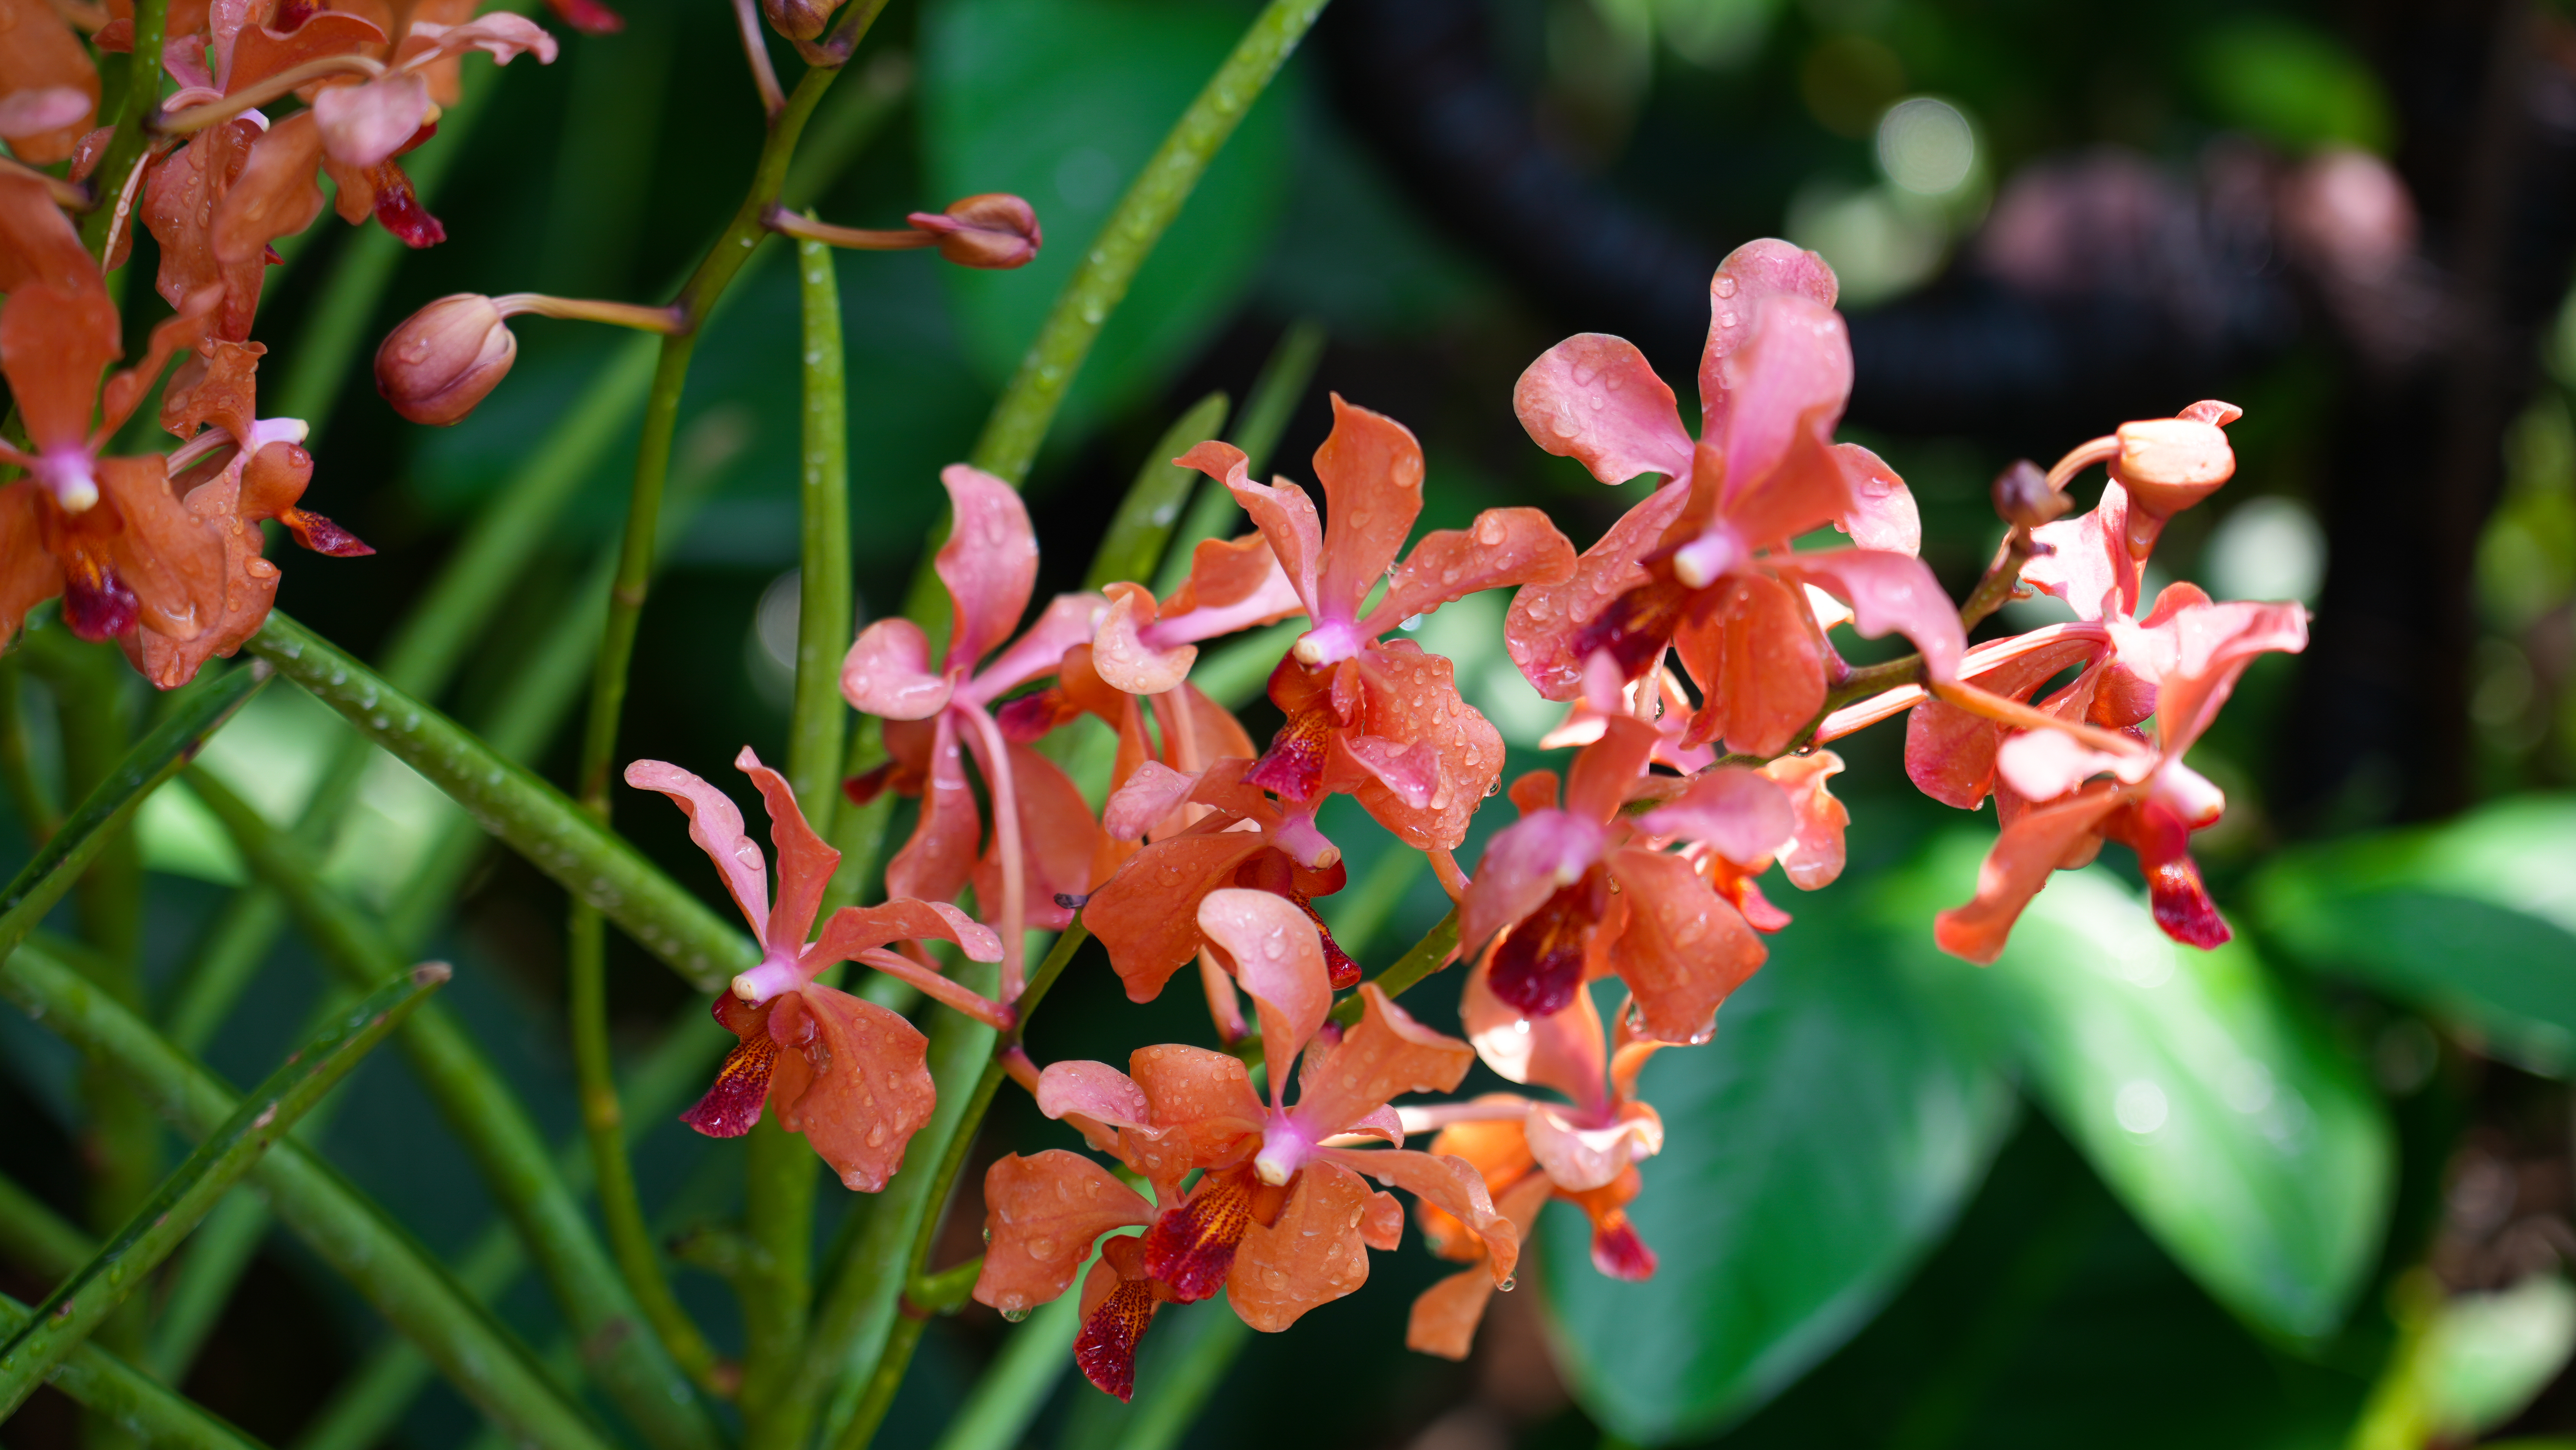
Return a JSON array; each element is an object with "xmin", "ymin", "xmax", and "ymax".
[
  {"xmin": 760, "ymin": 0, "xmax": 839, "ymax": 40},
  {"xmin": 907, "ymin": 194, "xmax": 1042, "ymax": 270},
  {"xmin": 375, "ymin": 293, "xmax": 516, "ymax": 426},
  {"xmin": 1990, "ymin": 458, "xmax": 2067, "ymax": 529},
  {"xmin": 2113, "ymin": 418, "xmax": 2234, "ymax": 520}
]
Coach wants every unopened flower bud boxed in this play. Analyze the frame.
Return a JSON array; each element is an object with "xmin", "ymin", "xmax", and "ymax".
[
  {"xmin": 1990, "ymin": 459, "xmax": 2066, "ymax": 530},
  {"xmin": 907, "ymin": 194, "xmax": 1041, "ymax": 269},
  {"xmin": 376, "ymin": 293, "xmax": 516, "ymax": 426},
  {"xmin": 761, "ymin": 0, "xmax": 839, "ymax": 40},
  {"xmin": 2112, "ymin": 417, "xmax": 2234, "ymax": 520}
]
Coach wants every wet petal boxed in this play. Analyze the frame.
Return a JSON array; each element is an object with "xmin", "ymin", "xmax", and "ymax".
[
  {"xmin": 1506, "ymin": 479, "xmax": 1693, "ymax": 701},
  {"xmin": 766, "ymin": 984, "xmax": 937, "ymax": 1192},
  {"xmin": 1198, "ymin": 887, "xmax": 1330, "ymax": 1093},
  {"xmin": 2113, "ymin": 599, "xmax": 2309, "ymax": 758},
  {"xmin": 1636, "ymin": 767, "xmax": 1794, "ymax": 866},
  {"xmin": 1904, "ymin": 634, "xmax": 2105, "ymax": 809},
  {"xmin": 2022, "ymin": 488, "xmax": 2138, "ymax": 622},
  {"xmin": 1091, "ymin": 581, "xmax": 1193, "ymax": 695},
  {"xmin": 1513, "ymin": 333, "xmax": 1694, "ymax": 485},
  {"xmin": 1222, "ymin": 1159, "xmax": 1376, "ymax": 1332},
  {"xmin": 965, "ymin": 592, "xmax": 1103, "ymax": 704},
  {"xmin": 1933, "ymin": 783, "xmax": 2127, "ymax": 965},
  {"xmin": 1604, "ymin": 848, "xmax": 1764, "ymax": 1044},
  {"xmin": 1149, "ymin": 533, "xmax": 1306, "ymax": 644},
  {"xmin": 935, "ymin": 464, "xmax": 1039, "ymax": 670},
  {"xmin": 733, "ymin": 745, "xmax": 837, "ymax": 952},
  {"xmin": 972, "ymin": 742, "xmax": 1112, "ymax": 931},
  {"xmin": 841, "ymin": 618, "xmax": 952, "ymax": 719},
  {"xmin": 679, "ymin": 998, "xmax": 776, "ymax": 1138},
  {"xmin": 1083, "ymin": 831, "xmax": 1270, "ymax": 1003},
  {"xmin": 972, "ymin": 1150, "xmax": 1152, "ymax": 1316},
  {"xmin": 1323, "ymin": 1147, "xmax": 1519, "ymax": 1287},
  {"xmin": 1035, "ymin": 1061, "xmax": 1150, "ymax": 1127},
  {"xmin": 624, "ymin": 758, "xmax": 769, "ymax": 940},
  {"xmin": 1183, "ymin": 440, "xmax": 1321, "ymax": 618},
  {"xmin": 1772, "ymin": 548, "xmax": 1964, "ymax": 683},
  {"xmin": 1712, "ymin": 293, "xmax": 1851, "ymax": 525},
  {"xmin": 1832, "ymin": 443, "xmax": 1920, "ymax": 555},
  {"xmin": 1145, "ymin": 1164, "xmax": 1257, "ymax": 1303},
  {"xmin": 1463, "ymin": 963, "xmax": 1607, "ymax": 1108},
  {"xmin": 883, "ymin": 712, "xmax": 979, "ymax": 908},
  {"xmin": 1762, "ymin": 751, "xmax": 1849, "ymax": 889},
  {"xmin": 0, "ymin": 3, "xmax": 98, "ymax": 164},
  {"xmin": 310, "ymin": 72, "xmax": 430, "ymax": 170},
  {"xmin": 1462, "ymin": 808, "xmax": 1605, "ymax": 956},
  {"xmin": 1563, "ymin": 714, "xmax": 1659, "ymax": 824},
  {"xmin": 1338, "ymin": 642, "xmax": 1502, "ymax": 852},
  {"xmin": 807, "ymin": 898, "xmax": 1000, "ymax": 965},
  {"xmin": 1995, "ymin": 727, "xmax": 2138, "ymax": 802},
  {"xmin": 1292, "ymin": 984, "xmax": 1475, "ymax": 1139},
  {"xmin": 1524, "ymin": 1102, "xmax": 1654, "ymax": 1193},
  {"xmin": 1073, "ymin": 1239, "xmax": 1158, "ymax": 1402},
  {"xmin": 1361, "ymin": 508, "xmax": 1577, "ymax": 640},
  {"xmin": 1673, "ymin": 573, "xmax": 1826, "ymax": 758},
  {"xmin": 1311, "ymin": 395, "xmax": 1426, "ymax": 627}
]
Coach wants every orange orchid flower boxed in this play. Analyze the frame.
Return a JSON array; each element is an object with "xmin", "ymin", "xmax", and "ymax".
[
  {"xmin": 971, "ymin": 889, "xmax": 1515, "ymax": 1399},
  {"xmin": 627, "ymin": 748, "xmax": 1005, "ymax": 1191},
  {"xmin": 1506, "ymin": 240, "xmax": 1965, "ymax": 757},
  {"xmin": 1175, "ymin": 396, "xmax": 1576, "ymax": 857}
]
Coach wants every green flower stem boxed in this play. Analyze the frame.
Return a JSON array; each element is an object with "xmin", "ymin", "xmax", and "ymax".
[
  {"xmin": 966, "ymin": 0, "xmax": 1331, "ymax": 486},
  {"xmin": 269, "ymin": 57, "xmax": 506, "ymax": 431},
  {"xmin": 0, "ymin": 1172, "xmax": 93, "ymax": 1282},
  {"xmin": 0, "ymin": 968, "xmax": 447, "ymax": 1418},
  {"xmin": 823, "ymin": 927, "xmax": 1089, "ymax": 1450},
  {"xmin": 244, "ymin": 612, "xmax": 758, "ymax": 989},
  {"xmin": 1107, "ymin": 1300, "xmax": 1250, "ymax": 1450},
  {"xmin": 1154, "ymin": 319, "xmax": 1324, "ymax": 593},
  {"xmin": 0, "ymin": 941, "xmax": 613, "ymax": 1450},
  {"xmin": 184, "ymin": 768, "xmax": 727, "ymax": 1450},
  {"xmin": 0, "ymin": 1293, "xmax": 264, "ymax": 1450},
  {"xmin": 0, "ymin": 656, "xmax": 56, "ymax": 843},
  {"xmin": 925, "ymin": 1287, "xmax": 1087, "ymax": 1450},
  {"xmin": 1085, "ymin": 392, "xmax": 1231, "ymax": 591},
  {"xmin": 292, "ymin": 1007, "xmax": 726, "ymax": 1450},
  {"xmin": 77, "ymin": 0, "xmax": 169, "ymax": 258},
  {"xmin": 1330, "ymin": 908, "xmax": 1459, "ymax": 1027}
]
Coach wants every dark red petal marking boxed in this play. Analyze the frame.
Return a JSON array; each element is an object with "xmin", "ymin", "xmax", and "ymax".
[
  {"xmin": 370, "ymin": 164, "xmax": 448, "ymax": 248},
  {"xmin": 2114, "ymin": 803, "xmax": 2232, "ymax": 950},
  {"xmin": 1571, "ymin": 574, "xmax": 1695, "ymax": 684},
  {"xmin": 1590, "ymin": 1216, "xmax": 1657, "ymax": 1281},
  {"xmin": 1142, "ymin": 1167, "xmax": 1255, "ymax": 1303},
  {"xmin": 1297, "ymin": 895, "xmax": 1362, "ymax": 990},
  {"xmin": 1247, "ymin": 708, "xmax": 1331, "ymax": 805},
  {"xmin": 1487, "ymin": 883, "xmax": 1598, "ymax": 1019},
  {"xmin": 994, "ymin": 687, "xmax": 1071, "ymax": 743},
  {"xmin": 842, "ymin": 762, "xmax": 898, "ymax": 807},
  {"xmin": 282, "ymin": 509, "xmax": 375, "ymax": 557},
  {"xmin": 62, "ymin": 559, "xmax": 139, "ymax": 642},
  {"xmin": 1073, "ymin": 1278, "xmax": 1158, "ymax": 1402},
  {"xmin": 680, "ymin": 1032, "xmax": 777, "ymax": 1138}
]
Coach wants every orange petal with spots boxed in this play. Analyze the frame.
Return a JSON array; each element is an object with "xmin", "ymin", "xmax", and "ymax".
[
  {"xmin": 766, "ymin": 985, "xmax": 936, "ymax": 1193},
  {"xmin": 1225, "ymin": 1160, "xmax": 1377, "ymax": 1333},
  {"xmin": 973, "ymin": 1151, "xmax": 1152, "ymax": 1316}
]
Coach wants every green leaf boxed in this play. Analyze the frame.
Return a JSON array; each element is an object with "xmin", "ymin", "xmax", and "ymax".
[
  {"xmin": 0, "ymin": 966, "xmax": 448, "ymax": 1417},
  {"xmin": 1898, "ymin": 835, "xmax": 2394, "ymax": 1342},
  {"xmin": 1537, "ymin": 897, "xmax": 2014, "ymax": 1444},
  {"xmin": 922, "ymin": 0, "xmax": 1294, "ymax": 448},
  {"xmin": 1085, "ymin": 391, "xmax": 1231, "ymax": 592},
  {"xmin": 2253, "ymin": 794, "xmax": 2576, "ymax": 1068}
]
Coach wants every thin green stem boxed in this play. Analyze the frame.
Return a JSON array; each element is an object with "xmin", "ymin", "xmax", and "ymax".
[
  {"xmin": 0, "ymin": 941, "xmax": 613, "ymax": 1450},
  {"xmin": 925, "ymin": 1287, "xmax": 1088, "ymax": 1450},
  {"xmin": 0, "ymin": 655, "xmax": 57, "ymax": 843},
  {"xmin": 186, "ymin": 768, "xmax": 726, "ymax": 1450},
  {"xmin": 1330, "ymin": 908, "xmax": 1458, "ymax": 1027},
  {"xmin": 77, "ymin": 0, "xmax": 169, "ymax": 259},
  {"xmin": 0, "ymin": 968, "xmax": 447, "ymax": 1418},
  {"xmin": 244, "ymin": 612, "xmax": 759, "ymax": 990},
  {"xmin": 0, "ymin": 1172, "xmax": 93, "ymax": 1283},
  {"xmin": 0, "ymin": 1293, "xmax": 266, "ymax": 1450},
  {"xmin": 291, "ymin": 1006, "xmax": 728, "ymax": 1450},
  {"xmin": 1108, "ymin": 1301, "xmax": 1250, "ymax": 1450},
  {"xmin": 1086, "ymin": 392, "xmax": 1230, "ymax": 592},
  {"xmin": 966, "ymin": 0, "xmax": 1331, "ymax": 486}
]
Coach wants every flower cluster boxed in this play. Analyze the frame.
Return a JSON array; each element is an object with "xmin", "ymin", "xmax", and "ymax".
[{"xmin": 633, "ymin": 239, "xmax": 2302, "ymax": 1398}]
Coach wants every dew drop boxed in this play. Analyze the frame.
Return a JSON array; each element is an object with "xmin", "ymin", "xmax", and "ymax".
[
  {"xmin": 1499, "ymin": 1275, "xmax": 1518, "ymax": 1292},
  {"xmin": 1002, "ymin": 1306, "xmax": 1031, "ymax": 1323}
]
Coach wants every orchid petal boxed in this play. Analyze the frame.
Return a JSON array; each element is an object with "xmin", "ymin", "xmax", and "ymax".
[
  {"xmin": 1832, "ymin": 442, "xmax": 1921, "ymax": 555},
  {"xmin": 310, "ymin": 72, "xmax": 430, "ymax": 170},
  {"xmin": 1512, "ymin": 333, "xmax": 1695, "ymax": 485},
  {"xmin": 1292, "ymin": 984, "xmax": 1475, "ymax": 1139},
  {"xmin": 1934, "ymin": 783, "xmax": 2127, "ymax": 964},
  {"xmin": 841, "ymin": 618, "xmax": 953, "ymax": 719},
  {"xmin": 1506, "ymin": 479, "xmax": 1694, "ymax": 701},
  {"xmin": 1091, "ymin": 581, "xmax": 1194, "ymax": 695},
  {"xmin": 1082, "ymin": 830, "xmax": 1271, "ymax": 1003},
  {"xmin": 1461, "ymin": 808, "xmax": 1605, "ymax": 954},
  {"xmin": 1034, "ymin": 1061, "xmax": 1151, "ymax": 1128},
  {"xmin": 935, "ymin": 464, "xmax": 1040, "ymax": 671},
  {"xmin": 733, "ymin": 746, "xmax": 836, "ymax": 952},
  {"xmin": 1604, "ymin": 848, "xmax": 1764, "ymax": 1044},
  {"xmin": 966, "ymin": 592, "xmax": 1103, "ymax": 704},
  {"xmin": 883, "ymin": 712, "xmax": 979, "ymax": 908},
  {"xmin": 1311, "ymin": 395, "xmax": 1426, "ymax": 627},
  {"xmin": 1226, "ymin": 1159, "xmax": 1377, "ymax": 1331},
  {"xmin": 1672, "ymin": 572, "xmax": 1826, "ymax": 757},
  {"xmin": 972, "ymin": 1150, "xmax": 1152, "ymax": 1315},
  {"xmin": 1761, "ymin": 751, "xmax": 1849, "ymax": 890},
  {"xmin": 1361, "ymin": 507, "xmax": 1576, "ymax": 639},
  {"xmin": 766, "ymin": 984, "xmax": 936, "ymax": 1192},
  {"xmin": 1772, "ymin": 548, "xmax": 1965, "ymax": 682},
  {"xmin": 625, "ymin": 759, "xmax": 768, "ymax": 940},
  {"xmin": 808, "ymin": 898, "xmax": 1000, "ymax": 965},
  {"xmin": 1198, "ymin": 888, "xmax": 1330, "ymax": 1095},
  {"xmin": 1461, "ymin": 964, "xmax": 1608, "ymax": 1108},
  {"xmin": 1101, "ymin": 760, "xmax": 1200, "ymax": 843},
  {"xmin": 1184, "ymin": 440, "xmax": 1322, "ymax": 619},
  {"xmin": 1322, "ymin": 1146, "xmax": 1518, "ymax": 1287},
  {"xmin": 1635, "ymin": 766, "xmax": 1795, "ymax": 865}
]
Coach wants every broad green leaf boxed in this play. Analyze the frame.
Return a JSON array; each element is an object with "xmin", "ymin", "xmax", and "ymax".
[
  {"xmin": 0, "ymin": 966, "xmax": 447, "ymax": 1416},
  {"xmin": 921, "ymin": 0, "xmax": 1292, "ymax": 445},
  {"xmin": 1898, "ymin": 835, "xmax": 2394, "ymax": 1341},
  {"xmin": 2423, "ymin": 1277, "xmax": 2576, "ymax": 1436},
  {"xmin": 1537, "ymin": 897, "xmax": 2014, "ymax": 1444},
  {"xmin": 2253, "ymin": 795, "xmax": 2576, "ymax": 1067}
]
